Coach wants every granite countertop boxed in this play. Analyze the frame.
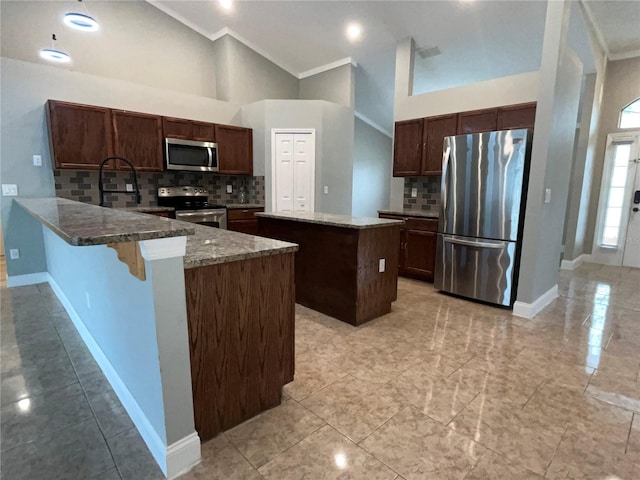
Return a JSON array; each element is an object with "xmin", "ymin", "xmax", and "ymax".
[
  {"xmin": 378, "ymin": 209, "xmax": 439, "ymax": 219},
  {"xmin": 183, "ymin": 223, "xmax": 298, "ymax": 269},
  {"xmin": 256, "ymin": 211, "xmax": 404, "ymax": 229},
  {"xmin": 118, "ymin": 206, "xmax": 175, "ymax": 213},
  {"xmin": 16, "ymin": 198, "xmax": 194, "ymax": 246},
  {"xmin": 226, "ymin": 204, "xmax": 265, "ymax": 210}
]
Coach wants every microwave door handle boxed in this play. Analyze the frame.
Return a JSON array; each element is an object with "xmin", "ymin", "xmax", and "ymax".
[{"xmin": 207, "ymin": 147, "xmax": 213, "ymax": 168}]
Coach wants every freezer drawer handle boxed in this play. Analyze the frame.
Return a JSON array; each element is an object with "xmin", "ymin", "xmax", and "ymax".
[{"xmin": 444, "ymin": 236, "xmax": 506, "ymax": 249}]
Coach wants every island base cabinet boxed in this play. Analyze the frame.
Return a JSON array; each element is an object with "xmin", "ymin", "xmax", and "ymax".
[
  {"xmin": 259, "ymin": 218, "xmax": 400, "ymax": 326},
  {"xmin": 184, "ymin": 252, "xmax": 295, "ymax": 441}
]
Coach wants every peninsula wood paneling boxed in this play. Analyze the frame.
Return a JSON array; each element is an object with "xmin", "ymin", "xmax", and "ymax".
[
  {"xmin": 258, "ymin": 218, "xmax": 400, "ymax": 326},
  {"xmin": 184, "ymin": 252, "xmax": 295, "ymax": 441}
]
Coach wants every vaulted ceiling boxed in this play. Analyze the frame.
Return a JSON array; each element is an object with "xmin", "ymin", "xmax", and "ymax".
[{"xmin": 150, "ymin": 0, "xmax": 639, "ymax": 132}]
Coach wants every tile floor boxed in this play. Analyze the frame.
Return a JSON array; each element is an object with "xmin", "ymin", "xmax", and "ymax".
[{"xmin": 1, "ymin": 263, "xmax": 639, "ymax": 479}]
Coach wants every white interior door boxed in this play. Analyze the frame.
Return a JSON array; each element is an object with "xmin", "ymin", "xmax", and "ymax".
[
  {"xmin": 293, "ymin": 135, "xmax": 313, "ymax": 212},
  {"xmin": 272, "ymin": 130, "xmax": 315, "ymax": 213},
  {"xmin": 622, "ymin": 151, "xmax": 640, "ymax": 268},
  {"xmin": 275, "ymin": 134, "xmax": 294, "ymax": 212}
]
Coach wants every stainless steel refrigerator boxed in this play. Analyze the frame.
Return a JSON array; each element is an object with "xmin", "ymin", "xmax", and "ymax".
[{"xmin": 434, "ymin": 129, "xmax": 532, "ymax": 307}]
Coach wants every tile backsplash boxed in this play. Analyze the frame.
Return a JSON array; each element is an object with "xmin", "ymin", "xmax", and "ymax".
[
  {"xmin": 54, "ymin": 170, "xmax": 265, "ymax": 208},
  {"xmin": 403, "ymin": 176, "xmax": 441, "ymax": 212}
]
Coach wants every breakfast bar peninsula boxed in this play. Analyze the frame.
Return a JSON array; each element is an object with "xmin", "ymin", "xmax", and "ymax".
[{"xmin": 15, "ymin": 197, "xmax": 297, "ymax": 477}]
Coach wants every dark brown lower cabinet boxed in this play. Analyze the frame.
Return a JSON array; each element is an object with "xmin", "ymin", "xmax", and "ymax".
[
  {"xmin": 227, "ymin": 207, "xmax": 264, "ymax": 235},
  {"xmin": 258, "ymin": 217, "xmax": 400, "ymax": 326},
  {"xmin": 380, "ymin": 213, "xmax": 438, "ymax": 282},
  {"xmin": 184, "ymin": 252, "xmax": 295, "ymax": 441}
]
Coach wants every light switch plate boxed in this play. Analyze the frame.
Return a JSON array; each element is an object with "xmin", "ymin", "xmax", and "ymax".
[
  {"xmin": 544, "ymin": 188, "xmax": 551, "ymax": 203},
  {"xmin": 9, "ymin": 249, "xmax": 19, "ymax": 260},
  {"xmin": 2, "ymin": 184, "xmax": 18, "ymax": 196},
  {"xmin": 33, "ymin": 155, "xmax": 42, "ymax": 166},
  {"xmin": 411, "ymin": 187, "xmax": 418, "ymax": 198},
  {"xmin": 323, "ymin": 186, "xmax": 329, "ymax": 194},
  {"xmin": 379, "ymin": 258, "xmax": 386, "ymax": 273},
  {"xmin": 126, "ymin": 184, "xmax": 134, "ymax": 192},
  {"xmin": 226, "ymin": 184, "xmax": 233, "ymax": 194}
]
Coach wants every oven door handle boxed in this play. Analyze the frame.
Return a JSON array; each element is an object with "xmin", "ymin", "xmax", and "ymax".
[{"xmin": 176, "ymin": 211, "xmax": 225, "ymax": 218}]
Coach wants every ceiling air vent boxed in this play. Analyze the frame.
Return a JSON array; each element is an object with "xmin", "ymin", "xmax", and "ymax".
[{"xmin": 415, "ymin": 46, "xmax": 441, "ymax": 59}]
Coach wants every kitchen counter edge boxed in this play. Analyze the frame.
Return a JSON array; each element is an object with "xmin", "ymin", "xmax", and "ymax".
[
  {"xmin": 256, "ymin": 211, "xmax": 403, "ymax": 229},
  {"xmin": 378, "ymin": 209, "xmax": 439, "ymax": 219},
  {"xmin": 16, "ymin": 197, "xmax": 194, "ymax": 246}
]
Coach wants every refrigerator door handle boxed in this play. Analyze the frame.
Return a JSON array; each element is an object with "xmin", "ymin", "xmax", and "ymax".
[
  {"xmin": 443, "ymin": 235, "xmax": 506, "ymax": 249},
  {"xmin": 441, "ymin": 145, "xmax": 451, "ymax": 211}
]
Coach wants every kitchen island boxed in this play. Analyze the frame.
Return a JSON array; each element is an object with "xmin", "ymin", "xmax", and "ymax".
[
  {"xmin": 257, "ymin": 211, "xmax": 403, "ymax": 326},
  {"xmin": 15, "ymin": 197, "xmax": 298, "ymax": 476}
]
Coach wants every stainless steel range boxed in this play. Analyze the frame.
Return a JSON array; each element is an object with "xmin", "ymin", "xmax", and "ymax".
[{"xmin": 157, "ymin": 186, "xmax": 227, "ymax": 229}]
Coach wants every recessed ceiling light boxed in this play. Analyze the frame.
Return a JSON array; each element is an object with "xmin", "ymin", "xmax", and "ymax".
[
  {"xmin": 64, "ymin": 12, "xmax": 99, "ymax": 32},
  {"xmin": 346, "ymin": 23, "xmax": 362, "ymax": 41},
  {"xmin": 219, "ymin": 0, "xmax": 233, "ymax": 11}
]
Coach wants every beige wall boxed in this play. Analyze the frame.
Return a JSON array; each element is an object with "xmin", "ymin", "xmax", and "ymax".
[
  {"xmin": 0, "ymin": 1, "xmax": 218, "ymax": 99},
  {"xmin": 299, "ymin": 64, "xmax": 355, "ymax": 108},
  {"xmin": 517, "ymin": 0, "xmax": 583, "ymax": 304},
  {"xmin": 395, "ymin": 71, "xmax": 540, "ymax": 121},
  {"xmin": 584, "ymin": 56, "xmax": 640, "ymax": 252},
  {"xmin": 219, "ymin": 35, "xmax": 299, "ymax": 104}
]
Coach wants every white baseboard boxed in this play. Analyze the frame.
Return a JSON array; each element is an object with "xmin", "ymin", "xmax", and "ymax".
[
  {"xmin": 47, "ymin": 274, "xmax": 200, "ymax": 477},
  {"xmin": 166, "ymin": 432, "xmax": 201, "ymax": 479},
  {"xmin": 560, "ymin": 253, "xmax": 587, "ymax": 271},
  {"xmin": 6, "ymin": 272, "xmax": 49, "ymax": 287},
  {"xmin": 513, "ymin": 284, "xmax": 558, "ymax": 319}
]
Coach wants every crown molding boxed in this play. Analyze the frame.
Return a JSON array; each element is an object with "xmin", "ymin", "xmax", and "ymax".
[
  {"xmin": 354, "ymin": 111, "xmax": 393, "ymax": 138},
  {"xmin": 146, "ymin": 1, "xmax": 213, "ymax": 41},
  {"xmin": 609, "ymin": 49, "xmax": 640, "ymax": 61},
  {"xmin": 298, "ymin": 57, "xmax": 357, "ymax": 80}
]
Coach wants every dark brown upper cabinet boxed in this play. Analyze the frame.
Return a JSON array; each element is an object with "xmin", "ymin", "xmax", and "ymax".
[
  {"xmin": 421, "ymin": 114, "xmax": 457, "ymax": 175},
  {"xmin": 112, "ymin": 110, "xmax": 163, "ymax": 172},
  {"xmin": 215, "ymin": 125, "xmax": 253, "ymax": 175},
  {"xmin": 191, "ymin": 121, "xmax": 216, "ymax": 142},
  {"xmin": 47, "ymin": 100, "xmax": 114, "ymax": 170},
  {"xmin": 162, "ymin": 117, "xmax": 192, "ymax": 140},
  {"xmin": 393, "ymin": 119, "xmax": 423, "ymax": 176},
  {"xmin": 457, "ymin": 108, "xmax": 498, "ymax": 134},
  {"xmin": 497, "ymin": 102, "xmax": 537, "ymax": 130},
  {"xmin": 163, "ymin": 117, "xmax": 216, "ymax": 143}
]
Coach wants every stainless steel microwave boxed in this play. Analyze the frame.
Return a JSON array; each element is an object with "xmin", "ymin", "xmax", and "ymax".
[{"xmin": 164, "ymin": 138, "xmax": 218, "ymax": 172}]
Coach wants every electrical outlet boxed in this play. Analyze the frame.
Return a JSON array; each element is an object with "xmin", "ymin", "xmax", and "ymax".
[
  {"xmin": 544, "ymin": 188, "xmax": 551, "ymax": 203},
  {"xmin": 411, "ymin": 187, "xmax": 418, "ymax": 198},
  {"xmin": 33, "ymin": 155, "xmax": 42, "ymax": 166},
  {"xmin": 2, "ymin": 184, "xmax": 18, "ymax": 196},
  {"xmin": 379, "ymin": 258, "xmax": 386, "ymax": 273},
  {"xmin": 9, "ymin": 249, "xmax": 19, "ymax": 260},
  {"xmin": 226, "ymin": 184, "xmax": 233, "ymax": 194},
  {"xmin": 126, "ymin": 184, "xmax": 134, "ymax": 192},
  {"xmin": 323, "ymin": 186, "xmax": 329, "ymax": 194}
]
